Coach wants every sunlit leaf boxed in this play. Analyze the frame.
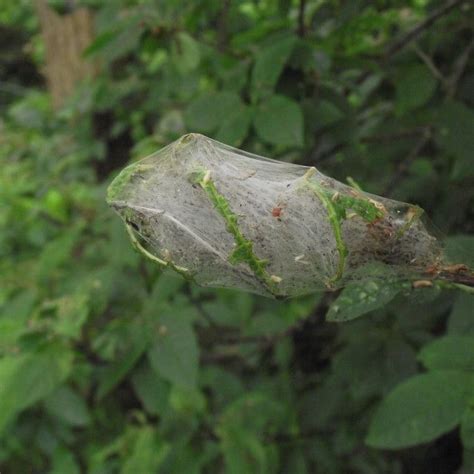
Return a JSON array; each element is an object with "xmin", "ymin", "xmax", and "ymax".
[{"xmin": 327, "ymin": 280, "xmax": 405, "ymax": 322}]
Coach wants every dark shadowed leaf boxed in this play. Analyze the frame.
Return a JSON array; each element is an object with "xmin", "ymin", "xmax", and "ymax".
[
  {"xmin": 50, "ymin": 447, "xmax": 80, "ymax": 474},
  {"xmin": 254, "ymin": 95, "xmax": 304, "ymax": 147},
  {"xmin": 418, "ymin": 336, "xmax": 474, "ymax": 371},
  {"xmin": 461, "ymin": 406, "xmax": 474, "ymax": 449},
  {"xmin": 251, "ymin": 35, "xmax": 296, "ymax": 101},
  {"xmin": 185, "ymin": 92, "xmax": 244, "ymax": 133},
  {"xmin": 435, "ymin": 102, "xmax": 474, "ymax": 178},
  {"xmin": 216, "ymin": 104, "xmax": 252, "ymax": 147},
  {"xmin": 148, "ymin": 312, "xmax": 199, "ymax": 389},
  {"xmin": 448, "ymin": 293, "xmax": 474, "ymax": 335},
  {"xmin": 0, "ymin": 346, "xmax": 73, "ymax": 433},
  {"xmin": 44, "ymin": 385, "xmax": 91, "ymax": 426},
  {"xmin": 96, "ymin": 324, "xmax": 149, "ymax": 401},
  {"xmin": 131, "ymin": 363, "xmax": 170, "ymax": 415},
  {"xmin": 395, "ymin": 64, "xmax": 437, "ymax": 114}
]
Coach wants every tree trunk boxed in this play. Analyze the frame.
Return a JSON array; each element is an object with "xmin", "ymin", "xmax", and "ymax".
[{"xmin": 35, "ymin": 0, "xmax": 99, "ymax": 108}]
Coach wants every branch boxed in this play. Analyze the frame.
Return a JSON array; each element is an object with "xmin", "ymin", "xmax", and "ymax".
[
  {"xmin": 413, "ymin": 44, "xmax": 448, "ymax": 85},
  {"xmin": 436, "ymin": 266, "xmax": 474, "ymax": 289},
  {"xmin": 385, "ymin": 0, "xmax": 465, "ymax": 59}
]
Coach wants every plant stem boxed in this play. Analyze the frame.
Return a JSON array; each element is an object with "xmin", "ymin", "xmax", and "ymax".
[
  {"xmin": 124, "ymin": 222, "xmax": 191, "ymax": 279},
  {"xmin": 196, "ymin": 170, "xmax": 281, "ymax": 295}
]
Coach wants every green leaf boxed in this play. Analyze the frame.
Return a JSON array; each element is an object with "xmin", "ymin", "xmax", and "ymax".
[
  {"xmin": 83, "ymin": 18, "xmax": 142, "ymax": 62},
  {"xmin": 83, "ymin": 30, "xmax": 121, "ymax": 57},
  {"xmin": 312, "ymin": 99, "xmax": 345, "ymax": 128},
  {"xmin": 218, "ymin": 393, "xmax": 285, "ymax": 435},
  {"xmin": 444, "ymin": 234, "xmax": 474, "ymax": 269},
  {"xmin": 254, "ymin": 95, "xmax": 304, "ymax": 147},
  {"xmin": 172, "ymin": 32, "xmax": 201, "ymax": 74},
  {"xmin": 217, "ymin": 393, "xmax": 283, "ymax": 474},
  {"xmin": 131, "ymin": 364, "xmax": 170, "ymax": 415},
  {"xmin": 148, "ymin": 312, "xmax": 199, "ymax": 389},
  {"xmin": 216, "ymin": 104, "xmax": 252, "ymax": 147},
  {"xmin": 419, "ymin": 336, "xmax": 474, "ymax": 371},
  {"xmin": 185, "ymin": 92, "xmax": 244, "ymax": 133},
  {"xmin": 165, "ymin": 443, "xmax": 219, "ymax": 474},
  {"xmin": 251, "ymin": 35, "xmax": 296, "ymax": 101},
  {"xmin": 37, "ymin": 229, "xmax": 81, "ymax": 280},
  {"xmin": 282, "ymin": 449, "xmax": 308, "ymax": 474},
  {"xmin": 0, "ymin": 289, "xmax": 36, "ymax": 349},
  {"xmin": 219, "ymin": 429, "xmax": 269, "ymax": 474},
  {"xmin": 461, "ymin": 406, "xmax": 474, "ymax": 449},
  {"xmin": 327, "ymin": 280, "xmax": 404, "ymax": 322},
  {"xmin": 221, "ymin": 61, "xmax": 250, "ymax": 93},
  {"xmin": 395, "ymin": 64, "xmax": 437, "ymax": 114},
  {"xmin": 121, "ymin": 427, "xmax": 170, "ymax": 474},
  {"xmin": 148, "ymin": 275, "xmax": 185, "ymax": 303},
  {"xmin": 448, "ymin": 293, "xmax": 474, "ymax": 335},
  {"xmin": 53, "ymin": 292, "xmax": 90, "ymax": 340},
  {"xmin": 0, "ymin": 346, "xmax": 73, "ymax": 433},
  {"xmin": 43, "ymin": 189, "xmax": 69, "ymax": 222},
  {"xmin": 50, "ymin": 447, "xmax": 80, "ymax": 474},
  {"xmin": 435, "ymin": 102, "xmax": 474, "ymax": 177},
  {"xmin": 96, "ymin": 324, "xmax": 149, "ymax": 401},
  {"xmin": 366, "ymin": 371, "xmax": 474, "ymax": 449},
  {"xmin": 169, "ymin": 385, "xmax": 206, "ymax": 415},
  {"xmin": 44, "ymin": 386, "xmax": 91, "ymax": 426}
]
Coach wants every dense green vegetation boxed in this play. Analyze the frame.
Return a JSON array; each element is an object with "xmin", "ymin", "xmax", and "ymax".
[{"xmin": 1, "ymin": 0, "xmax": 473, "ymax": 472}]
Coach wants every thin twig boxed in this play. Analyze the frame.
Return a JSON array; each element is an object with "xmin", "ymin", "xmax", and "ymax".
[
  {"xmin": 217, "ymin": 0, "xmax": 231, "ymax": 51},
  {"xmin": 385, "ymin": 0, "xmax": 465, "ymax": 59},
  {"xmin": 297, "ymin": 0, "xmax": 307, "ymax": 38},
  {"xmin": 436, "ymin": 269, "xmax": 474, "ymax": 289},
  {"xmin": 412, "ymin": 44, "xmax": 448, "ymax": 85},
  {"xmin": 307, "ymin": 142, "xmax": 346, "ymax": 165},
  {"xmin": 446, "ymin": 36, "xmax": 474, "ymax": 98},
  {"xmin": 361, "ymin": 127, "xmax": 429, "ymax": 144},
  {"xmin": 384, "ymin": 127, "xmax": 432, "ymax": 197}
]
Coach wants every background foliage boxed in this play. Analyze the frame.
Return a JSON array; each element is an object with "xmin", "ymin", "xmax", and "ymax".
[{"xmin": 1, "ymin": 0, "xmax": 473, "ymax": 472}]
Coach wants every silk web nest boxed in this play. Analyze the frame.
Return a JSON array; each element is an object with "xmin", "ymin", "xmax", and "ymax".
[{"xmin": 107, "ymin": 133, "xmax": 445, "ymax": 298}]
